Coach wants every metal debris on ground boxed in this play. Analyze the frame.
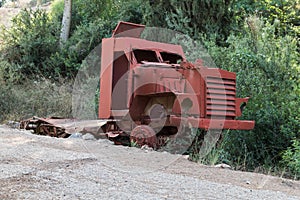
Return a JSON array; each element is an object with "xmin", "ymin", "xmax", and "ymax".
[{"xmin": 20, "ymin": 116, "xmax": 107, "ymax": 138}]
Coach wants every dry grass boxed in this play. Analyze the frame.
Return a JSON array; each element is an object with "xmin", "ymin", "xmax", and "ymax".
[{"xmin": 0, "ymin": 78, "xmax": 73, "ymax": 123}]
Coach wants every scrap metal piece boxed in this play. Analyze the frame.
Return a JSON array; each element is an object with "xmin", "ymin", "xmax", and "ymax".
[
  {"xmin": 20, "ymin": 116, "xmax": 72, "ymax": 138},
  {"xmin": 20, "ymin": 116, "xmax": 107, "ymax": 138}
]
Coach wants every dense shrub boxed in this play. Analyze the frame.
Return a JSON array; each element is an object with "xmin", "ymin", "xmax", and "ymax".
[
  {"xmin": 282, "ymin": 139, "xmax": 300, "ymax": 179},
  {"xmin": 143, "ymin": 0, "xmax": 235, "ymax": 43},
  {"xmin": 203, "ymin": 17, "xmax": 300, "ymax": 174},
  {"xmin": 0, "ymin": 9, "xmax": 59, "ymax": 79},
  {"xmin": 166, "ymin": 13, "xmax": 299, "ymax": 177},
  {"xmin": 46, "ymin": 18, "xmax": 115, "ymax": 78},
  {"xmin": 49, "ymin": 0, "xmax": 115, "ymax": 36}
]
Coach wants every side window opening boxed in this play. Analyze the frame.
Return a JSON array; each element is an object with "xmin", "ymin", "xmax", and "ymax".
[
  {"xmin": 160, "ymin": 52, "xmax": 183, "ymax": 64},
  {"xmin": 133, "ymin": 49, "xmax": 159, "ymax": 63}
]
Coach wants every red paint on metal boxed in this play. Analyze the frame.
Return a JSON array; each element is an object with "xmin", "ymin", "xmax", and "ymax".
[
  {"xmin": 99, "ymin": 38, "xmax": 114, "ymax": 119},
  {"xmin": 169, "ymin": 116, "xmax": 255, "ymax": 130},
  {"xmin": 112, "ymin": 21, "xmax": 145, "ymax": 38}
]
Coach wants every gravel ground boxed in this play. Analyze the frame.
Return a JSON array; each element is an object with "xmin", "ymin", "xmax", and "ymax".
[{"xmin": 0, "ymin": 126, "xmax": 299, "ymax": 200}]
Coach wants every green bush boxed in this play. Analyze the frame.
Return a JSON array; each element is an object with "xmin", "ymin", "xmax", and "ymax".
[
  {"xmin": 46, "ymin": 18, "xmax": 115, "ymax": 78},
  {"xmin": 49, "ymin": 0, "xmax": 115, "ymax": 36},
  {"xmin": 141, "ymin": 13, "xmax": 299, "ymax": 174},
  {"xmin": 0, "ymin": 9, "xmax": 59, "ymax": 79},
  {"xmin": 143, "ymin": 0, "xmax": 234, "ymax": 43},
  {"xmin": 205, "ymin": 17, "xmax": 300, "ymax": 172},
  {"xmin": 282, "ymin": 139, "xmax": 300, "ymax": 179}
]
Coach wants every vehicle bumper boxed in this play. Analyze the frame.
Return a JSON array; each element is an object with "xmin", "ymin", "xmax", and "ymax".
[{"xmin": 170, "ymin": 116, "xmax": 255, "ymax": 130}]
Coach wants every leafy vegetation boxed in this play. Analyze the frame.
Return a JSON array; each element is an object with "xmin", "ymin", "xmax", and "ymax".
[
  {"xmin": 0, "ymin": 9, "xmax": 59, "ymax": 80},
  {"xmin": 0, "ymin": 0, "xmax": 299, "ymax": 178},
  {"xmin": 282, "ymin": 139, "xmax": 300, "ymax": 179},
  {"xmin": 205, "ymin": 17, "xmax": 300, "ymax": 174}
]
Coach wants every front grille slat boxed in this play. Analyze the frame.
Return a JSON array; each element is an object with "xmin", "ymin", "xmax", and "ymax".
[
  {"xmin": 207, "ymin": 94, "xmax": 235, "ymax": 101},
  {"xmin": 207, "ymin": 105, "xmax": 236, "ymax": 111},
  {"xmin": 207, "ymin": 89, "xmax": 236, "ymax": 95},
  {"xmin": 207, "ymin": 99, "xmax": 235, "ymax": 106},
  {"xmin": 206, "ymin": 76, "xmax": 236, "ymax": 118},
  {"xmin": 207, "ymin": 84, "xmax": 236, "ymax": 90},
  {"xmin": 207, "ymin": 111, "xmax": 236, "ymax": 117},
  {"xmin": 207, "ymin": 78, "xmax": 236, "ymax": 85}
]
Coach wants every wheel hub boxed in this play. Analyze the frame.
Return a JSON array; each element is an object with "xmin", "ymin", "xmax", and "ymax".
[{"xmin": 130, "ymin": 125, "xmax": 157, "ymax": 148}]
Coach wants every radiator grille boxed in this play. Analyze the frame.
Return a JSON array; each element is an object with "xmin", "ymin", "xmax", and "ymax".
[{"xmin": 206, "ymin": 76, "xmax": 236, "ymax": 118}]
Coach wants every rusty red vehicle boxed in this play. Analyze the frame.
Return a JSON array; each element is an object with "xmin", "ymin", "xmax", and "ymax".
[
  {"xmin": 98, "ymin": 21, "xmax": 254, "ymax": 149},
  {"xmin": 21, "ymin": 21, "xmax": 254, "ymax": 153}
]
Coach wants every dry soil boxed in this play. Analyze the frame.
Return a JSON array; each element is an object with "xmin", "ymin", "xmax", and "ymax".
[{"xmin": 0, "ymin": 126, "xmax": 299, "ymax": 200}]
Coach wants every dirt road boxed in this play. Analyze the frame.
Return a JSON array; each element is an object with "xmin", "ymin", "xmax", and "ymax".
[{"xmin": 0, "ymin": 126, "xmax": 299, "ymax": 199}]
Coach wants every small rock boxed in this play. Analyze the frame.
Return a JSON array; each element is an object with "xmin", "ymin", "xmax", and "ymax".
[
  {"xmin": 68, "ymin": 132, "xmax": 82, "ymax": 139},
  {"xmin": 214, "ymin": 163, "xmax": 232, "ymax": 169},
  {"xmin": 6, "ymin": 121, "xmax": 20, "ymax": 129},
  {"xmin": 141, "ymin": 145, "xmax": 153, "ymax": 151},
  {"xmin": 82, "ymin": 133, "xmax": 96, "ymax": 140},
  {"xmin": 246, "ymin": 181, "xmax": 251, "ymax": 185},
  {"xmin": 22, "ymin": 171, "xmax": 31, "ymax": 175},
  {"xmin": 282, "ymin": 180, "xmax": 293, "ymax": 187}
]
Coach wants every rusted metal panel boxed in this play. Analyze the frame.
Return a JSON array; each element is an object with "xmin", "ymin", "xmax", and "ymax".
[
  {"xmin": 112, "ymin": 21, "xmax": 145, "ymax": 38},
  {"xmin": 169, "ymin": 116, "xmax": 255, "ymax": 130},
  {"xmin": 99, "ymin": 38, "xmax": 114, "ymax": 119}
]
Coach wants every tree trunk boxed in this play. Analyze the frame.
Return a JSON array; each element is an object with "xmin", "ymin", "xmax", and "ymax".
[
  {"xmin": 36, "ymin": 0, "xmax": 42, "ymax": 6},
  {"xmin": 59, "ymin": 0, "xmax": 72, "ymax": 49}
]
